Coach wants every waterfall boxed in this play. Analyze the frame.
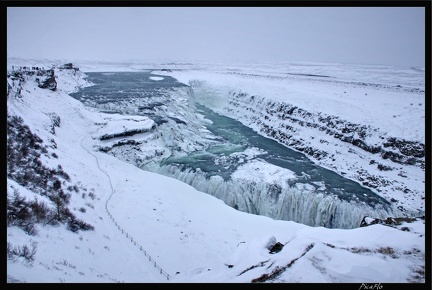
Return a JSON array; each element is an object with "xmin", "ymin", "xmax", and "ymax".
[{"xmin": 144, "ymin": 164, "xmax": 398, "ymax": 229}]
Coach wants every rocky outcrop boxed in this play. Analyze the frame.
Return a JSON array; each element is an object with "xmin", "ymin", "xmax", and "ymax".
[
  {"xmin": 269, "ymin": 242, "xmax": 284, "ymax": 254},
  {"xmin": 98, "ymin": 125, "xmax": 156, "ymax": 141},
  {"xmin": 8, "ymin": 63, "xmax": 84, "ymax": 93},
  {"xmin": 60, "ymin": 63, "xmax": 74, "ymax": 69},
  {"xmin": 360, "ymin": 215, "xmax": 425, "ymax": 230},
  {"xmin": 36, "ymin": 69, "xmax": 57, "ymax": 91},
  {"xmin": 265, "ymin": 236, "xmax": 285, "ymax": 254},
  {"xmin": 7, "ymin": 67, "xmax": 57, "ymax": 91},
  {"xmin": 59, "ymin": 63, "xmax": 79, "ymax": 73}
]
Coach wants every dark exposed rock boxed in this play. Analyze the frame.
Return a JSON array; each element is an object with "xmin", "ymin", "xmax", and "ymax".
[
  {"xmin": 269, "ymin": 242, "xmax": 284, "ymax": 254},
  {"xmin": 138, "ymin": 102, "xmax": 165, "ymax": 111},
  {"xmin": 377, "ymin": 163, "xmax": 393, "ymax": 171},
  {"xmin": 383, "ymin": 137, "xmax": 424, "ymax": 158},
  {"xmin": 8, "ymin": 67, "xmax": 58, "ymax": 96},
  {"xmin": 60, "ymin": 63, "xmax": 74, "ymax": 69},
  {"xmin": 168, "ymin": 116, "xmax": 187, "ymax": 125},
  {"xmin": 36, "ymin": 69, "xmax": 57, "ymax": 91},
  {"xmin": 360, "ymin": 216, "xmax": 424, "ymax": 228},
  {"xmin": 99, "ymin": 139, "xmax": 142, "ymax": 153},
  {"xmin": 47, "ymin": 113, "xmax": 61, "ymax": 135},
  {"xmin": 352, "ymin": 139, "xmax": 381, "ymax": 154},
  {"xmin": 99, "ymin": 125, "xmax": 156, "ymax": 140}
]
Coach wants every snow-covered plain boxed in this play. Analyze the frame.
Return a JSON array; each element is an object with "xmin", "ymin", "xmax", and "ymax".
[{"xmin": 6, "ymin": 58, "xmax": 428, "ymax": 283}]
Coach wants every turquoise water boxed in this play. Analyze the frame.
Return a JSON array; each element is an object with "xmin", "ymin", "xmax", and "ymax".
[{"xmin": 165, "ymin": 103, "xmax": 389, "ymax": 208}]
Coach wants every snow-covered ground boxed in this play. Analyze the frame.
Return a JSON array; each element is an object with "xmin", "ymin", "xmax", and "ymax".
[{"xmin": 6, "ymin": 59, "xmax": 427, "ymax": 283}]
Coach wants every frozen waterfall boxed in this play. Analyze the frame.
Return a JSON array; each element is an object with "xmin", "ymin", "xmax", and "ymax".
[{"xmin": 145, "ymin": 164, "xmax": 397, "ymax": 229}]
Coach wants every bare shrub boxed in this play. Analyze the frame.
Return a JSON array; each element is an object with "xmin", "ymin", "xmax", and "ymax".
[{"xmin": 7, "ymin": 241, "xmax": 37, "ymax": 263}]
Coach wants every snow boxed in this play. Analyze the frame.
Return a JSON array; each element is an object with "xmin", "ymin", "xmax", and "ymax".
[
  {"xmin": 6, "ymin": 59, "xmax": 427, "ymax": 283},
  {"xmin": 149, "ymin": 76, "xmax": 164, "ymax": 81},
  {"xmin": 232, "ymin": 159, "xmax": 297, "ymax": 186},
  {"xmin": 94, "ymin": 114, "xmax": 154, "ymax": 139}
]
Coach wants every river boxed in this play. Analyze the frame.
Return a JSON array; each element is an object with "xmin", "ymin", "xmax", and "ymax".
[{"xmin": 70, "ymin": 71, "xmax": 395, "ymax": 229}]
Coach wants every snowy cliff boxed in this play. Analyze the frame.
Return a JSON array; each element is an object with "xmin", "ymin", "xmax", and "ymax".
[{"xmin": 157, "ymin": 64, "xmax": 425, "ymax": 219}]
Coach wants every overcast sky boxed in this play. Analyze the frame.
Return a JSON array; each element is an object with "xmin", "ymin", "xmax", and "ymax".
[{"xmin": 7, "ymin": 7, "xmax": 425, "ymax": 67}]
